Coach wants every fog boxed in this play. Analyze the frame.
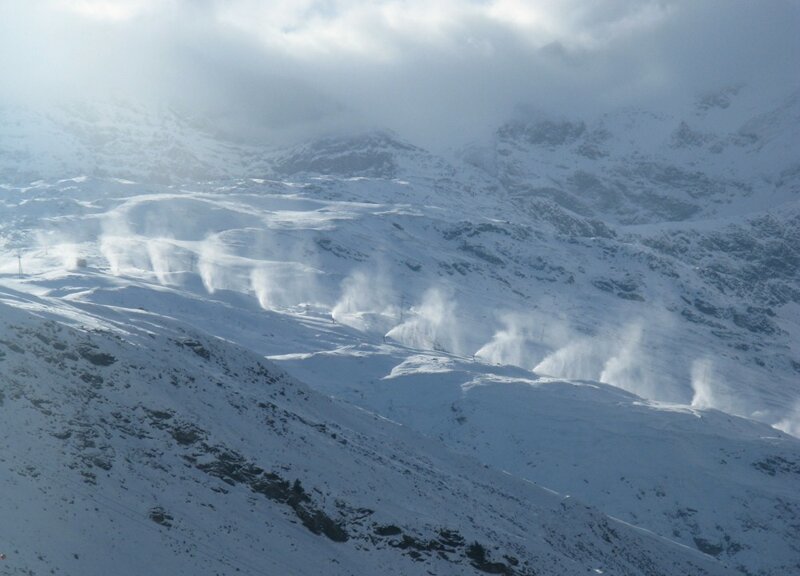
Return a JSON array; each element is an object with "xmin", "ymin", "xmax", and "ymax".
[{"xmin": 1, "ymin": 1, "xmax": 797, "ymax": 149}]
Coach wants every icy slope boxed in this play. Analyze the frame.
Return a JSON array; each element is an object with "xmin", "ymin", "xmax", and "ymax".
[{"xmin": 0, "ymin": 287, "xmax": 729, "ymax": 576}]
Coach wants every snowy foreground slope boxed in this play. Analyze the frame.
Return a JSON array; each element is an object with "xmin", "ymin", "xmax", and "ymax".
[
  {"xmin": 0, "ymin": 288, "xmax": 729, "ymax": 576},
  {"xmin": 279, "ymin": 347, "xmax": 800, "ymax": 575},
  {"xmin": 1, "ymin": 88, "xmax": 799, "ymax": 574}
]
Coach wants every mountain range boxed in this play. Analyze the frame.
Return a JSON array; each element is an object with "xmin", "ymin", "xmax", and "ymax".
[{"xmin": 1, "ymin": 84, "xmax": 798, "ymax": 575}]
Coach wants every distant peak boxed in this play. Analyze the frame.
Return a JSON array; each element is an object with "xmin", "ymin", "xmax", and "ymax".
[
  {"xmin": 271, "ymin": 130, "xmax": 426, "ymax": 178},
  {"xmin": 695, "ymin": 84, "xmax": 745, "ymax": 114}
]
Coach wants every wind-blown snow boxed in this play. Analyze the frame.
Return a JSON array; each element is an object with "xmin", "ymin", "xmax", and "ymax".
[{"xmin": 1, "ymin": 91, "xmax": 799, "ymax": 574}]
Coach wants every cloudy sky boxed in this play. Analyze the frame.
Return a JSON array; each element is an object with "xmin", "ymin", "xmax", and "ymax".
[{"xmin": 1, "ymin": 0, "xmax": 798, "ymax": 146}]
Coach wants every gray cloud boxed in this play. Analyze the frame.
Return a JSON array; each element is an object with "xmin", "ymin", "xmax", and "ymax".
[{"xmin": 1, "ymin": 0, "xmax": 797, "ymax": 148}]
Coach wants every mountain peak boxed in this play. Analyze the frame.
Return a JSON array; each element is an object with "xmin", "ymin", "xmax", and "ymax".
[{"xmin": 271, "ymin": 130, "xmax": 424, "ymax": 178}]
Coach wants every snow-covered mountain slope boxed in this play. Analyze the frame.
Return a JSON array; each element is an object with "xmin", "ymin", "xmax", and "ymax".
[
  {"xmin": 469, "ymin": 87, "xmax": 800, "ymax": 225},
  {"xmin": 1, "ymin": 90, "xmax": 799, "ymax": 574},
  {"xmin": 0, "ymin": 100, "xmax": 269, "ymax": 184},
  {"xmin": 276, "ymin": 346, "xmax": 800, "ymax": 575},
  {"xmin": 1, "ymin": 171, "xmax": 797, "ymax": 574},
  {"xmin": 0, "ymin": 286, "xmax": 731, "ymax": 576},
  {"xmin": 4, "ymin": 170, "xmax": 795, "ymax": 427}
]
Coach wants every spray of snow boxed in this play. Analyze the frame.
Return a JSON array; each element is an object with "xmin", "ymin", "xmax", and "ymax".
[
  {"xmin": 474, "ymin": 312, "xmax": 546, "ymax": 368},
  {"xmin": 386, "ymin": 287, "xmax": 463, "ymax": 354},
  {"xmin": 690, "ymin": 358, "xmax": 718, "ymax": 409},
  {"xmin": 98, "ymin": 211, "xmax": 155, "ymax": 276},
  {"xmin": 102, "ymin": 233, "xmax": 185, "ymax": 282},
  {"xmin": 689, "ymin": 357, "xmax": 744, "ymax": 415},
  {"xmin": 250, "ymin": 261, "xmax": 324, "ymax": 311},
  {"xmin": 251, "ymin": 265, "xmax": 279, "ymax": 309},
  {"xmin": 100, "ymin": 234, "xmax": 154, "ymax": 276},
  {"xmin": 599, "ymin": 323, "xmax": 660, "ymax": 400},
  {"xmin": 331, "ymin": 269, "xmax": 399, "ymax": 334},
  {"xmin": 197, "ymin": 236, "xmax": 228, "ymax": 294},
  {"xmin": 773, "ymin": 401, "xmax": 800, "ymax": 438},
  {"xmin": 534, "ymin": 319, "xmax": 686, "ymax": 402},
  {"xmin": 146, "ymin": 238, "xmax": 181, "ymax": 285},
  {"xmin": 534, "ymin": 336, "xmax": 609, "ymax": 381},
  {"xmin": 99, "ymin": 234, "xmax": 122, "ymax": 275},
  {"xmin": 43, "ymin": 238, "xmax": 86, "ymax": 271},
  {"xmin": 59, "ymin": 243, "xmax": 85, "ymax": 270},
  {"xmin": 33, "ymin": 229, "xmax": 79, "ymax": 270}
]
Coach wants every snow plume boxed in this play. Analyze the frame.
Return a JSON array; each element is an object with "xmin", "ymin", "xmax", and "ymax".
[
  {"xmin": 386, "ymin": 287, "xmax": 462, "ymax": 354},
  {"xmin": 100, "ymin": 201, "xmax": 192, "ymax": 284},
  {"xmin": 101, "ymin": 232, "xmax": 186, "ymax": 283},
  {"xmin": 98, "ymin": 206, "xmax": 190, "ymax": 284},
  {"xmin": 145, "ymin": 238, "xmax": 185, "ymax": 285},
  {"xmin": 56, "ymin": 242, "xmax": 85, "ymax": 271},
  {"xmin": 98, "ymin": 235, "xmax": 122, "ymax": 275},
  {"xmin": 99, "ymin": 216, "xmax": 151, "ymax": 276},
  {"xmin": 331, "ymin": 269, "xmax": 399, "ymax": 334},
  {"xmin": 197, "ymin": 236, "xmax": 228, "ymax": 294},
  {"xmin": 250, "ymin": 261, "xmax": 324, "ymax": 311},
  {"xmin": 99, "ymin": 210, "xmax": 161, "ymax": 277},
  {"xmin": 35, "ymin": 230, "xmax": 86, "ymax": 271},
  {"xmin": 534, "ymin": 336, "xmax": 610, "ymax": 381},
  {"xmin": 474, "ymin": 312, "xmax": 548, "ymax": 368},
  {"xmin": 690, "ymin": 362, "xmax": 798, "ymax": 435},
  {"xmin": 534, "ymin": 319, "xmax": 685, "ymax": 403},
  {"xmin": 100, "ymin": 234, "xmax": 156, "ymax": 276},
  {"xmin": 689, "ymin": 358, "xmax": 738, "ymax": 413},
  {"xmin": 774, "ymin": 401, "xmax": 800, "ymax": 438},
  {"xmin": 599, "ymin": 323, "xmax": 660, "ymax": 400}
]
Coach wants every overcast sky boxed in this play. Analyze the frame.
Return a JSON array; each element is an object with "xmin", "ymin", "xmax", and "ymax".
[{"xmin": 0, "ymin": 0, "xmax": 798, "ymax": 147}]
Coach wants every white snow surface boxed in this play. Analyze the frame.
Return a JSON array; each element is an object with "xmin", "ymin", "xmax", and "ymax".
[{"xmin": 1, "ymin": 90, "xmax": 799, "ymax": 574}]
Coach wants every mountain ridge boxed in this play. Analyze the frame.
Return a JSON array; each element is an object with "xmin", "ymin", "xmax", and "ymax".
[
  {"xmin": 0, "ymin": 285, "xmax": 734, "ymax": 575},
  {"xmin": 1, "ymin": 89, "xmax": 799, "ymax": 574}
]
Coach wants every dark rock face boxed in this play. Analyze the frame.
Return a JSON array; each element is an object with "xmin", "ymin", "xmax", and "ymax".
[
  {"xmin": 498, "ymin": 120, "xmax": 587, "ymax": 148},
  {"xmin": 273, "ymin": 132, "xmax": 420, "ymax": 178},
  {"xmin": 78, "ymin": 345, "xmax": 117, "ymax": 366}
]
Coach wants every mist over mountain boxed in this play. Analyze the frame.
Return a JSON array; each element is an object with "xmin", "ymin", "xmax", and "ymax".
[
  {"xmin": 2, "ymin": 1, "xmax": 798, "ymax": 148},
  {"xmin": 1, "ymin": 2, "xmax": 799, "ymax": 575}
]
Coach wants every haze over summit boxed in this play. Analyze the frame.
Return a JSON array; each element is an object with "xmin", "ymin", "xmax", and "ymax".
[{"xmin": 1, "ymin": 0, "xmax": 798, "ymax": 148}]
